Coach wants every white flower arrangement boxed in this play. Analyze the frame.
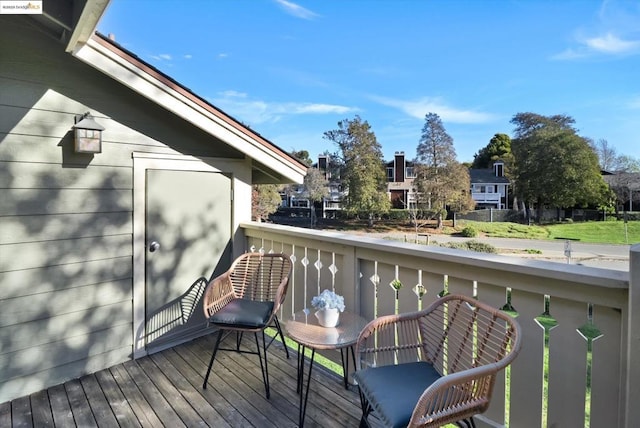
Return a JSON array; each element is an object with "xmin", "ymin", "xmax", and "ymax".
[{"xmin": 311, "ymin": 289, "xmax": 345, "ymax": 312}]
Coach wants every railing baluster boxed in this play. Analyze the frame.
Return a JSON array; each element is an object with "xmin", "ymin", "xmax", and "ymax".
[{"xmin": 241, "ymin": 223, "xmax": 631, "ymax": 426}]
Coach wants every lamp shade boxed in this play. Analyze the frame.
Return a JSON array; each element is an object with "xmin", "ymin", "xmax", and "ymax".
[{"xmin": 73, "ymin": 113, "xmax": 104, "ymax": 153}]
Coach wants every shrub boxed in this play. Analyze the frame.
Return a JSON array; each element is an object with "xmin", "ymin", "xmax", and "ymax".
[
  {"xmin": 464, "ymin": 240, "xmax": 497, "ymax": 253},
  {"xmin": 460, "ymin": 226, "xmax": 478, "ymax": 237},
  {"xmin": 440, "ymin": 240, "xmax": 497, "ymax": 254},
  {"xmin": 383, "ymin": 209, "xmax": 410, "ymax": 221}
]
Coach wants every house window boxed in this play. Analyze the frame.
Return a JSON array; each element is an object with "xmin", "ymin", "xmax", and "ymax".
[
  {"xmin": 387, "ymin": 167, "xmax": 394, "ymax": 181},
  {"xmin": 405, "ymin": 167, "xmax": 416, "ymax": 178}
]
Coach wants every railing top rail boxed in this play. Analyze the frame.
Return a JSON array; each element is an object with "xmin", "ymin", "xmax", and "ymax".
[{"xmin": 241, "ymin": 222, "xmax": 629, "ymax": 293}]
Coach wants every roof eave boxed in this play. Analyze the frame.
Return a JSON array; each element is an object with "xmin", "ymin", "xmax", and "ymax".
[
  {"xmin": 70, "ymin": 34, "xmax": 305, "ymax": 184},
  {"xmin": 63, "ymin": 0, "xmax": 305, "ymax": 184},
  {"xmin": 65, "ymin": 0, "xmax": 111, "ymax": 53}
]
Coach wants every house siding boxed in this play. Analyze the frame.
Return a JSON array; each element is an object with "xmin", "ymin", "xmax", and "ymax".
[{"xmin": 0, "ymin": 18, "xmax": 241, "ymax": 402}]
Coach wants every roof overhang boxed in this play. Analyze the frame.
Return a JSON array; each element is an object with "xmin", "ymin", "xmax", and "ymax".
[
  {"xmin": 29, "ymin": 0, "xmax": 306, "ymax": 185},
  {"xmin": 65, "ymin": 0, "xmax": 111, "ymax": 53},
  {"xmin": 25, "ymin": 0, "xmax": 109, "ymax": 52},
  {"xmin": 73, "ymin": 34, "xmax": 306, "ymax": 184}
]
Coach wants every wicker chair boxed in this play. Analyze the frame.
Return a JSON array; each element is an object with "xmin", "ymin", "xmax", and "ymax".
[
  {"xmin": 353, "ymin": 294, "xmax": 522, "ymax": 428},
  {"xmin": 201, "ymin": 252, "xmax": 292, "ymax": 399}
]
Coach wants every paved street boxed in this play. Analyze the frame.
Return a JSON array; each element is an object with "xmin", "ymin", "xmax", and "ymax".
[{"xmin": 360, "ymin": 232, "xmax": 633, "ymax": 271}]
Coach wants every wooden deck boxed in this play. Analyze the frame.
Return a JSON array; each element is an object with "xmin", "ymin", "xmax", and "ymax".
[{"xmin": 0, "ymin": 333, "xmax": 378, "ymax": 427}]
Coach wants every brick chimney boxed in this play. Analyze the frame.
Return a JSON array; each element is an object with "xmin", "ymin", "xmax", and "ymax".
[
  {"xmin": 394, "ymin": 152, "xmax": 405, "ymax": 182},
  {"xmin": 318, "ymin": 155, "xmax": 330, "ymax": 180}
]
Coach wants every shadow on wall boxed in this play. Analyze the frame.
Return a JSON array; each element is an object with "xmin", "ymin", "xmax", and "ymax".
[
  {"xmin": 139, "ymin": 276, "xmax": 208, "ymax": 353},
  {"xmin": 0, "ymin": 16, "xmax": 235, "ymax": 401}
]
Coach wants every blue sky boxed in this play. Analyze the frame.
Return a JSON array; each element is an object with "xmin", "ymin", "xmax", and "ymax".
[{"xmin": 98, "ymin": 0, "xmax": 640, "ymax": 164}]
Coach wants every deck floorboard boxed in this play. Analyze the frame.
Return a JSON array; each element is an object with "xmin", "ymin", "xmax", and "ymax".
[{"xmin": 2, "ymin": 334, "xmax": 382, "ymax": 427}]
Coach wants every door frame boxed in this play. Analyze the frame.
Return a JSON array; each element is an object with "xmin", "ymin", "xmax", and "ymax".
[{"xmin": 132, "ymin": 152, "xmax": 250, "ymax": 358}]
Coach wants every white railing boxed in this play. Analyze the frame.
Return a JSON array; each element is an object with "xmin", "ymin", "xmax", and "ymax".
[
  {"xmin": 472, "ymin": 192, "xmax": 502, "ymax": 203},
  {"xmin": 241, "ymin": 222, "xmax": 639, "ymax": 428}
]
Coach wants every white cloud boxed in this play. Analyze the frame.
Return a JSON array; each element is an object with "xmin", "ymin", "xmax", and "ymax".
[
  {"xmin": 288, "ymin": 103, "xmax": 355, "ymax": 114},
  {"xmin": 210, "ymin": 91, "xmax": 357, "ymax": 124},
  {"xmin": 552, "ymin": 32, "xmax": 640, "ymax": 60},
  {"xmin": 584, "ymin": 33, "xmax": 640, "ymax": 54},
  {"xmin": 217, "ymin": 53, "xmax": 229, "ymax": 59},
  {"xmin": 184, "ymin": 54, "xmax": 192, "ymax": 59},
  {"xmin": 274, "ymin": 0, "xmax": 319, "ymax": 20},
  {"xmin": 219, "ymin": 90, "xmax": 248, "ymax": 98},
  {"xmin": 550, "ymin": 48, "xmax": 589, "ymax": 61},
  {"xmin": 151, "ymin": 53, "xmax": 172, "ymax": 61},
  {"xmin": 371, "ymin": 96, "xmax": 495, "ymax": 124}
]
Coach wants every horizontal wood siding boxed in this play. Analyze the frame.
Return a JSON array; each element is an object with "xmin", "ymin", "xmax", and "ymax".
[{"xmin": 0, "ymin": 17, "xmax": 238, "ymax": 402}]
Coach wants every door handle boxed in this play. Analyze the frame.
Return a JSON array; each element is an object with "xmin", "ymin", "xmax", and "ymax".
[{"xmin": 149, "ymin": 241, "xmax": 160, "ymax": 253}]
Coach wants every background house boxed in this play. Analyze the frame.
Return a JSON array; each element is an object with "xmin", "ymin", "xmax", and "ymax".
[
  {"xmin": 469, "ymin": 160, "xmax": 510, "ymax": 209},
  {"xmin": 603, "ymin": 171, "xmax": 640, "ymax": 212},
  {"xmin": 386, "ymin": 151, "xmax": 417, "ymax": 209},
  {"xmin": 316, "ymin": 155, "xmax": 343, "ymax": 217},
  {"xmin": 285, "ymin": 152, "xmax": 512, "ymax": 218},
  {"xmin": 0, "ymin": 2, "xmax": 305, "ymax": 403}
]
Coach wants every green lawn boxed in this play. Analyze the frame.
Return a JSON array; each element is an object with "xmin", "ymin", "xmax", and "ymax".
[{"xmin": 460, "ymin": 220, "xmax": 640, "ymax": 245}]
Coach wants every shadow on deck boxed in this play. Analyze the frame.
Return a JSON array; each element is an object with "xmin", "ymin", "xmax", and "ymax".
[{"xmin": 1, "ymin": 333, "xmax": 376, "ymax": 427}]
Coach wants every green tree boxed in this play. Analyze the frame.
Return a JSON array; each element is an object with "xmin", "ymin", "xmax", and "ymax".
[
  {"xmin": 252, "ymin": 184, "xmax": 282, "ymax": 222},
  {"xmin": 302, "ymin": 167, "xmax": 329, "ymax": 227},
  {"xmin": 323, "ymin": 116, "xmax": 390, "ymax": 225},
  {"xmin": 511, "ymin": 112, "xmax": 609, "ymax": 222},
  {"xmin": 472, "ymin": 133, "xmax": 512, "ymax": 169},
  {"xmin": 414, "ymin": 113, "xmax": 474, "ymax": 228},
  {"xmin": 290, "ymin": 150, "xmax": 313, "ymax": 167},
  {"xmin": 511, "ymin": 112, "xmax": 577, "ymax": 139}
]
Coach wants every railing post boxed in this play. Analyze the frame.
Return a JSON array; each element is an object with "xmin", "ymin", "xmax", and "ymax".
[
  {"xmin": 625, "ymin": 244, "xmax": 640, "ymax": 427},
  {"xmin": 340, "ymin": 243, "xmax": 360, "ymax": 316}
]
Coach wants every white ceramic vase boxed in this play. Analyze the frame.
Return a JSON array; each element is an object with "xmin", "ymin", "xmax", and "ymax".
[{"xmin": 315, "ymin": 307, "xmax": 340, "ymax": 327}]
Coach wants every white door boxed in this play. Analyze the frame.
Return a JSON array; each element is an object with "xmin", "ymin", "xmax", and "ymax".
[{"xmin": 144, "ymin": 169, "xmax": 232, "ymax": 353}]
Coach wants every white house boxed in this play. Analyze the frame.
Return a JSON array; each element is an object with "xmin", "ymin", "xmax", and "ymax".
[{"xmin": 469, "ymin": 160, "xmax": 510, "ymax": 209}]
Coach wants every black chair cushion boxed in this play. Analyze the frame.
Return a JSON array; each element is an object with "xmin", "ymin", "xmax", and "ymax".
[
  {"xmin": 353, "ymin": 361, "xmax": 442, "ymax": 428},
  {"xmin": 208, "ymin": 299, "xmax": 274, "ymax": 329}
]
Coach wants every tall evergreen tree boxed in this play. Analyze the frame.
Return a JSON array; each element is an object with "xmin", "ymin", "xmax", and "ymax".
[
  {"xmin": 323, "ymin": 116, "xmax": 390, "ymax": 225},
  {"xmin": 414, "ymin": 113, "xmax": 474, "ymax": 228}
]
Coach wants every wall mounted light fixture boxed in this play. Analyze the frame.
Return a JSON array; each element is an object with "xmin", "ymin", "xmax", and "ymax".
[{"xmin": 73, "ymin": 112, "xmax": 104, "ymax": 153}]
